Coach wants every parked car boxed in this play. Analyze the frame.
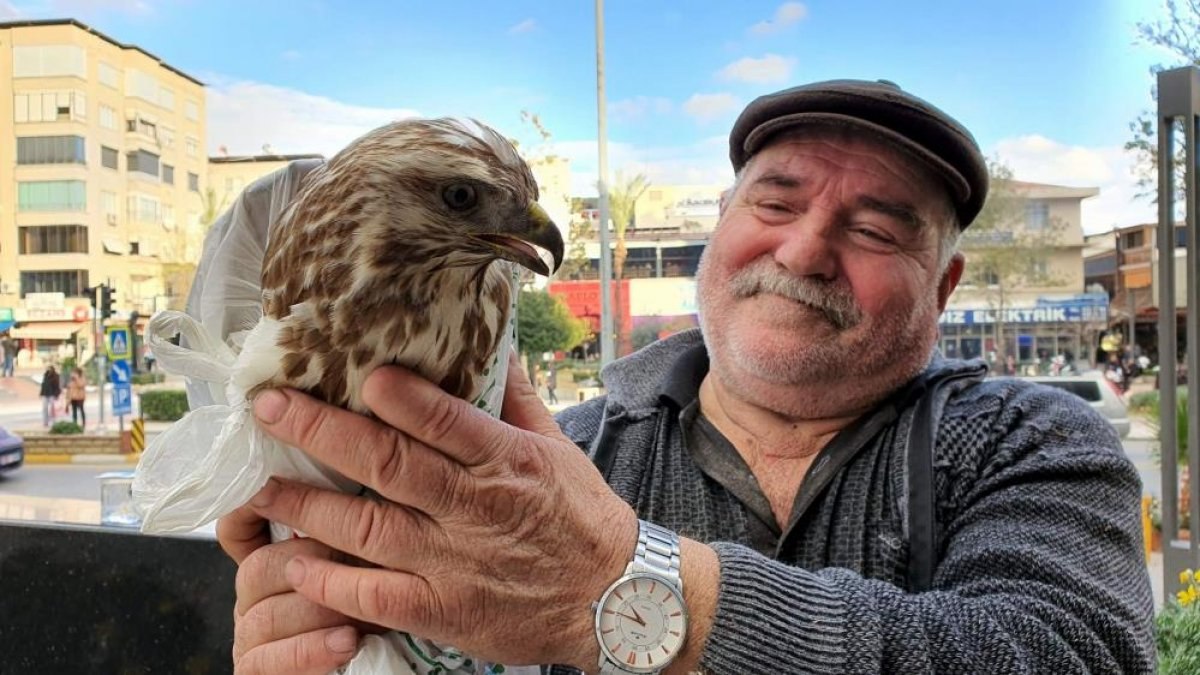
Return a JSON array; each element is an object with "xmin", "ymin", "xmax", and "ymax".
[
  {"xmin": 1025, "ymin": 372, "xmax": 1131, "ymax": 439},
  {"xmin": 0, "ymin": 426, "xmax": 24, "ymax": 473}
]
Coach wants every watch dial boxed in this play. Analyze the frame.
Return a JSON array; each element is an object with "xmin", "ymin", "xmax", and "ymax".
[{"xmin": 598, "ymin": 575, "xmax": 687, "ymax": 671}]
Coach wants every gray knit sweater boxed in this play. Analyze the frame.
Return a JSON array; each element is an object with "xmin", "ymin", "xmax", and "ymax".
[{"xmin": 553, "ymin": 330, "xmax": 1154, "ymax": 674}]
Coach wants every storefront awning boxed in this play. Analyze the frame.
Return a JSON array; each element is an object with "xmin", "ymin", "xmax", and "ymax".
[
  {"xmin": 0, "ymin": 320, "xmax": 14, "ymax": 333},
  {"xmin": 102, "ymin": 238, "xmax": 126, "ymax": 255},
  {"xmin": 9, "ymin": 321, "xmax": 86, "ymax": 341}
]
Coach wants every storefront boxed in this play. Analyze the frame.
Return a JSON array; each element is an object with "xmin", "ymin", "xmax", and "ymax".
[
  {"xmin": 6, "ymin": 293, "xmax": 94, "ymax": 368},
  {"xmin": 939, "ymin": 296, "xmax": 1109, "ymax": 373}
]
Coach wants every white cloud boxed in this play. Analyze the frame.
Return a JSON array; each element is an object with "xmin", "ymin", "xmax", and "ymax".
[
  {"xmin": 280, "ymin": 50, "xmax": 302, "ymax": 61},
  {"xmin": 609, "ymin": 96, "xmax": 673, "ymax": 122},
  {"xmin": 0, "ymin": 1, "xmax": 22, "ymax": 19},
  {"xmin": 508, "ymin": 18, "xmax": 536, "ymax": 34},
  {"xmin": 683, "ymin": 93, "xmax": 740, "ymax": 124},
  {"xmin": 749, "ymin": 2, "xmax": 807, "ymax": 36},
  {"xmin": 992, "ymin": 134, "xmax": 1155, "ymax": 233},
  {"xmin": 716, "ymin": 54, "xmax": 796, "ymax": 85},
  {"xmin": 205, "ymin": 78, "xmax": 420, "ymax": 158}
]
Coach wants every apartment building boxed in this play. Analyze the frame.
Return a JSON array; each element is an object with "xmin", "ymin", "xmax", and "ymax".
[
  {"xmin": 940, "ymin": 181, "xmax": 1107, "ymax": 368},
  {"xmin": 0, "ymin": 19, "xmax": 205, "ymax": 365}
]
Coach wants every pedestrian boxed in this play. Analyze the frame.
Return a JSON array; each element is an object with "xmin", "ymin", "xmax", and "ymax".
[
  {"xmin": 67, "ymin": 367, "xmax": 87, "ymax": 428},
  {"xmin": 1, "ymin": 333, "xmax": 16, "ymax": 377},
  {"xmin": 545, "ymin": 363, "xmax": 558, "ymax": 405},
  {"xmin": 201, "ymin": 80, "xmax": 1153, "ymax": 674},
  {"xmin": 40, "ymin": 365, "xmax": 61, "ymax": 428}
]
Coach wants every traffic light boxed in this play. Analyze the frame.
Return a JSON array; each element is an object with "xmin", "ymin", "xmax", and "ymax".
[
  {"xmin": 87, "ymin": 285, "xmax": 100, "ymax": 309},
  {"xmin": 100, "ymin": 285, "xmax": 115, "ymax": 317}
]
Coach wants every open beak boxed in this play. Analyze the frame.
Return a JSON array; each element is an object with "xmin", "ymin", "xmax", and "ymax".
[{"xmin": 479, "ymin": 201, "xmax": 564, "ymax": 277}]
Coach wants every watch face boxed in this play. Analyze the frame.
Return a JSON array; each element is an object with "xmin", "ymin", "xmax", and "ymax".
[{"xmin": 596, "ymin": 573, "xmax": 687, "ymax": 673}]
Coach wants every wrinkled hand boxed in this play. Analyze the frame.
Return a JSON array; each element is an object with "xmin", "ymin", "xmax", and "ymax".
[
  {"xmin": 243, "ymin": 353, "xmax": 637, "ymax": 669},
  {"xmin": 217, "ymin": 506, "xmax": 365, "ymax": 675}
]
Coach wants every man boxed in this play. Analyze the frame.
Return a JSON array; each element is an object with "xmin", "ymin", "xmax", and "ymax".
[
  {"xmin": 2, "ymin": 333, "xmax": 17, "ymax": 377},
  {"xmin": 213, "ymin": 80, "xmax": 1154, "ymax": 674}
]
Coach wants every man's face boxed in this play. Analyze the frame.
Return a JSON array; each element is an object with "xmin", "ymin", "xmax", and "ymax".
[{"xmin": 696, "ymin": 130, "xmax": 963, "ymax": 411}]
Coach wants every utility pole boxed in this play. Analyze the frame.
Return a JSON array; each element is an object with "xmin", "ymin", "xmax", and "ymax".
[{"xmin": 595, "ymin": 0, "xmax": 615, "ymax": 367}]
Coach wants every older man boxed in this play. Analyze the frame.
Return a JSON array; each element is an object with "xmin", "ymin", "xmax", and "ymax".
[{"xmin": 217, "ymin": 80, "xmax": 1154, "ymax": 674}]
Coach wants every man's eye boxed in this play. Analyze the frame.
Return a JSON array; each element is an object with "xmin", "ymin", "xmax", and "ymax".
[{"xmin": 852, "ymin": 227, "xmax": 895, "ymax": 244}]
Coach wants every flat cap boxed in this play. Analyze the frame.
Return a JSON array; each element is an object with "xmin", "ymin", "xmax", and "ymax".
[{"xmin": 729, "ymin": 79, "xmax": 988, "ymax": 229}]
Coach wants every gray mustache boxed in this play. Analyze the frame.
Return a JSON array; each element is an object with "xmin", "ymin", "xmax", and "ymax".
[{"xmin": 728, "ymin": 264, "xmax": 863, "ymax": 330}]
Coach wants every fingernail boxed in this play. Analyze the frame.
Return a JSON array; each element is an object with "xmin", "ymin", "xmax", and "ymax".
[
  {"xmin": 285, "ymin": 556, "xmax": 307, "ymax": 586},
  {"xmin": 250, "ymin": 478, "xmax": 279, "ymax": 508},
  {"xmin": 325, "ymin": 626, "xmax": 358, "ymax": 654},
  {"xmin": 253, "ymin": 389, "xmax": 288, "ymax": 424}
]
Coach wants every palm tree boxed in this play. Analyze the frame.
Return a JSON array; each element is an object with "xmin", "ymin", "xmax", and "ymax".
[{"xmin": 606, "ymin": 172, "xmax": 649, "ymax": 355}]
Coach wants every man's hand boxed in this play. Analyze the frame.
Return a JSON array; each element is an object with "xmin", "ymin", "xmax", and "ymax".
[
  {"xmin": 217, "ymin": 506, "xmax": 361, "ymax": 675},
  {"xmin": 244, "ymin": 353, "xmax": 639, "ymax": 669}
]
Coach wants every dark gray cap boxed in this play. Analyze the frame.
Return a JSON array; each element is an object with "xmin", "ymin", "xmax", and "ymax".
[{"xmin": 729, "ymin": 79, "xmax": 989, "ymax": 229}]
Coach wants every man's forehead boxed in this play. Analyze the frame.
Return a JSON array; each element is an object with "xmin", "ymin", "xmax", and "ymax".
[{"xmin": 745, "ymin": 133, "xmax": 947, "ymax": 201}]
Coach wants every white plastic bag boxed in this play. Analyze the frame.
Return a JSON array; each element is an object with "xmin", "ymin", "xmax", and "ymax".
[{"xmin": 131, "ymin": 159, "xmax": 539, "ymax": 675}]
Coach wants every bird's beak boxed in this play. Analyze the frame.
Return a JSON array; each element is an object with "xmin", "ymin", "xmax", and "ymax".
[{"xmin": 480, "ymin": 202, "xmax": 564, "ymax": 277}]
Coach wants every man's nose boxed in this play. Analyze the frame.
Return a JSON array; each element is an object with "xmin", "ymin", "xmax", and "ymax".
[{"xmin": 771, "ymin": 211, "xmax": 840, "ymax": 280}]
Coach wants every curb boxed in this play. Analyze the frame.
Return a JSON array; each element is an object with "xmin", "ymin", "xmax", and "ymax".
[{"xmin": 24, "ymin": 453, "xmax": 140, "ymax": 465}]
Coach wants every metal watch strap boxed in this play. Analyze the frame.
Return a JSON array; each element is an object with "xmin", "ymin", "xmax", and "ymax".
[
  {"xmin": 631, "ymin": 520, "xmax": 683, "ymax": 591},
  {"xmin": 598, "ymin": 520, "xmax": 684, "ymax": 675}
]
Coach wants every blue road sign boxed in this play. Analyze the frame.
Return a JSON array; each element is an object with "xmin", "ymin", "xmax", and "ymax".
[
  {"xmin": 107, "ymin": 327, "xmax": 131, "ymax": 360},
  {"xmin": 109, "ymin": 359, "xmax": 132, "ymax": 384},
  {"xmin": 111, "ymin": 358, "xmax": 133, "ymax": 416}
]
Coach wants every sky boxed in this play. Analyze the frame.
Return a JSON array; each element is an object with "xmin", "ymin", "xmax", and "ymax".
[{"xmin": 0, "ymin": 0, "xmax": 1177, "ymax": 233}]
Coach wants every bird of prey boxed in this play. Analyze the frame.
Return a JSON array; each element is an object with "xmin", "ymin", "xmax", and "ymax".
[{"xmin": 231, "ymin": 117, "xmax": 564, "ymax": 415}]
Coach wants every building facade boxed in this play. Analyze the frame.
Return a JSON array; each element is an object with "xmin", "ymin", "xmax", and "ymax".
[
  {"xmin": 939, "ymin": 181, "xmax": 1105, "ymax": 371},
  {"xmin": 0, "ymin": 19, "xmax": 206, "ymax": 365}
]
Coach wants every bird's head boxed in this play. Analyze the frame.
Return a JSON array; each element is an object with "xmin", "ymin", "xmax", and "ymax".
[{"xmin": 313, "ymin": 117, "xmax": 564, "ymax": 277}]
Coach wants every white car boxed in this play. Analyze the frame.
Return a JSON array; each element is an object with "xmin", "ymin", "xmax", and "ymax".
[{"xmin": 1025, "ymin": 372, "xmax": 1131, "ymax": 439}]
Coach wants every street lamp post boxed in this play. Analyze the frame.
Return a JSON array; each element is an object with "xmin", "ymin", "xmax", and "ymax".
[{"xmin": 595, "ymin": 0, "xmax": 615, "ymax": 367}]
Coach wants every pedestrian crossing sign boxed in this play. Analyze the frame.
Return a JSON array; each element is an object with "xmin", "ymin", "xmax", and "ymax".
[{"xmin": 106, "ymin": 326, "xmax": 132, "ymax": 360}]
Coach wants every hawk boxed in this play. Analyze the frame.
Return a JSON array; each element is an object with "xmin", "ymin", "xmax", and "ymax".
[{"xmin": 233, "ymin": 117, "xmax": 564, "ymax": 414}]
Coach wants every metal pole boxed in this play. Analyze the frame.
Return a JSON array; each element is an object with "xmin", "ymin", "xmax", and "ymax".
[{"xmin": 595, "ymin": 0, "xmax": 615, "ymax": 367}]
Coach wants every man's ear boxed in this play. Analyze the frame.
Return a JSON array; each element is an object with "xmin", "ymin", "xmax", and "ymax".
[
  {"xmin": 719, "ymin": 187, "xmax": 733, "ymax": 216},
  {"xmin": 937, "ymin": 253, "xmax": 965, "ymax": 311}
]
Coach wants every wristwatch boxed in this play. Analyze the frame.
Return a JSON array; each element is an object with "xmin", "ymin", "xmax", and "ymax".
[{"xmin": 594, "ymin": 520, "xmax": 689, "ymax": 674}]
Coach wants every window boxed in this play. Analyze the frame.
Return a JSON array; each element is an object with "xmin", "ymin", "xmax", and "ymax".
[
  {"xmin": 126, "ymin": 114, "xmax": 158, "ymax": 140},
  {"xmin": 101, "ymin": 191, "xmax": 118, "ymax": 223},
  {"xmin": 1027, "ymin": 259, "xmax": 1049, "ymax": 279},
  {"xmin": 127, "ymin": 149, "xmax": 160, "ymax": 179},
  {"xmin": 127, "ymin": 194, "xmax": 161, "ymax": 223},
  {"xmin": 159, "ymin": 87, "xmax": 175, "ymax": 110},
  {"xmin": 185, "ymin": 99, "xmax": 199, "ymax": 121},
  {"xmin": 99, "ymin": 104, "xmax": 117, "ymax": 130},
  {"xmin": 12, "ymin": 45, "xmax": 86, "ymax": 78},
  {"xmin": 17, "ymin": 136, "xmax": 86, "ymax": 165},
  {"xmin": 19, "ymin": 270, "xmax": 89, "ymax": 297},
  {"xmin": 17, "ymin": 181, "xmax": 86, "ymax": 212},
  {"xmin": 14, "ymin": 90, "xmax": 87, "ymax": 123},
  {"xmin": 1025, "ymin": 200, "xmax": 1049, "ymax": 231},
  {"xmin": 130, "ymin": 241, "xmax": 141, "ymax": 256},
  {"xmin": 99, "ymin": 62, "xmax": 119, "ymax": 89},
  {"xmin": 125, "ymin": 68, "xmax": 158, "ymax": 102},
  {"xmin": 162, "ymin": 204, "xmax": 175, "ymax": 230},
  {"xmin": 18, "ymin": 225, "xmax": 88, "ymax": 254},
  {"xmin": 188, "ymin": 172, "xmax": 200, "ymax": 192},
  {"xmin": 162, "ymin": 164, "xmax": 175, "ymax": 185},
  {"xmin": 101, "ymin": 146, "xmax": 119, "ymax": 170},
  {"xmin": 1122, "ymin": 230, "xmax": 1145, "ymax": 249},
  {"xmin": 185, "ymin": 136, "xmax": 198, "ymax": 158},
  {"xmin": 159, "ymin": 126, "xmax": 174, "ymax": 149},
  {"xmin": 225, "ymin": 177, "xmax": 246, "ymax": 195}
]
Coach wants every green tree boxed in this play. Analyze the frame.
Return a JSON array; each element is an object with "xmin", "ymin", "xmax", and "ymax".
[
  {"xmin": 516, "ymin": 289, "xmax": 588, "ymax": 384},
  {"xmin": 606, "ymin": 172, "xmax": 650, "ymax": 355},
  {"xmin": 959, "ymin": 159, "xmax": 1068, "ymax": 362},
  {"xmin": 1126, "ymin": 0, "xmax": 1198, "ymax": 202}
]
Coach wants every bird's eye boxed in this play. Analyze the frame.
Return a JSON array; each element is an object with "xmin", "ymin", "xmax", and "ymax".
[{"xmin": 442, "ymin": 183, "xmax": 478, "ymax": 211}]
